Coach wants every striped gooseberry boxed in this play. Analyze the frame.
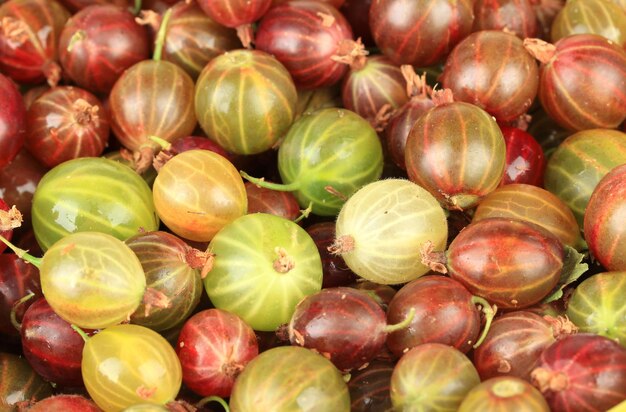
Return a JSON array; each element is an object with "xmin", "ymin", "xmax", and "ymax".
[
  {"xmin": 20, "ymin": 297, "xmax": 88, "ymax": 388},
  {"xmin": 533, "ymin": 0, "xmax": 565, "ymax": 39},
  {"xmin": 584, "ymin": 164, "xmax": 626, "ymax": 271},
  {"xmin": 458, "ymin": 377, "xmax": 550, "ymax": 412},
  {"xmin": 386, "ymin": 275, "xmax": 496, "ymax": 357},
  {"xmin": 196, "ymin": 0, "xmax": 271, "ymax": 47},
  {"xmin": 423, "ymin": 218, "xmax": 566, "ymax": 309},
  {"xmin": 126, "ymin": 231, "xmax": 205, "ymax": 332},
  {"xmin": 498, "ymin": 126, "xmax": 546, "ymax": 187},
  {"xmin": 57, "ymin": 4, "xmax": 150, "ymax": 94},
  {"xmin": 204, "ymin": 213, "xmax": 323, "ymax": 331},
  {"xmin": 543, "ymin": 128, "xmax": 626, "ymax": 228},
  {"xmin": 0, "ymin": 353, "xmax": 53, "ymax": 410},
  {"xmin": 0, "ymin": 0, "xmax": 69, "ymax": 86},
  {"xmin": 440, "ymin": 30, "xmax": 539, "ymax": 122},
  {"xmin": 348, "ymin": 360, "xmax": 394, "ymax": 412},
  {"xmin": 332, "ymin": 179, "xmax": 448, "ymax": 285},
  {"xmin": 369, "ymin": 0, "xmax": 474, "ymax": 67},
  {"xmin": 194, "ymin": 49, "xmax": 297, "ymax": 156},
  {"xmin": 31, "ymin": 157, "xmax": 159, "ymax": 252},
  {"xmin": 524, "ymin": 34, "xmax": 626, "ymax": 131},
  {"xmin": 551, "ymin": 0, "xmax": 626, "ymax": 47},
  {"xmin": 390, "ymin": 343, "xmax": 480, "ymax": 412},
  {"xmin": 472, "ymin": 311, "xmax": 577, "ymax": 381},
  {"xmin": 0, "ymin": 72, "xmax": 26, "ymax": 169},
  {"xmin": 152, "ymin": 149, "xmax": 247, "ymax": 242},
  {"xmin": 79, "ymin": 324, "xmax": 182, "ymax": 411},
  {"xmin": 242, "ymin": 108, "xmax": 384, "ymax": 217},
  {"xmin": 1, "ymin": 231, "xmax": 147, "ymax": 330},
  {"xmin": 109, "ymin": 9, "xmax": 196, "ymax": 173},
  {"xmin": 530, "ymin": 334, "xmax": 626, "ymax": 411},
  {"xmin": 229, "ymin": 346, "xmax": 350, "ymax": 411},
  {"xmin": 305, "ymin": 222, "xmax": 358, "ymax": 288},
  {"xmin": 472, "ymin": 0, "xmax": 538, "ymax": 39},
  {"xmin": 473, "ymin": 184, "xmax": 583, "ymax": 249},
  {"xmin": 405, "ymin": 91, "xmax": 506, "ymax": 211},
  {"xmin": 176, "ymin": 308, "xmax": 259, "ymax": 397},
  {"xmin": 566, "ymin": 272, "xmax": 626, "ymax": 345},
  {"xmin": 22, "ymin": 395, "xmax": 101, "ymax": 411},
  {"xmin": 255, "ymin": 1, "xmax": 353, "ymax": 89},
  {"xmin": 287, "ymin": 287, "xmax": 415, "ymax": 372},
  {"xmin": 25, "ymin": 86, "xmax": 109, "ymax": 168},
  {"xmin": 0, "ymin": 254, "xmax": 40, "ymax": 338},
  {"xmin": 161, "ymin": 1, "xmax": 240, "ymax": 80},
  {"xmin": 245, "ymin": 182, "xmax": 301, "ymax": 221}
]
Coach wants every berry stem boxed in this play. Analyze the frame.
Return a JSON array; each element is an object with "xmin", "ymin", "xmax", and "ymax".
[
  {"xmin": 196, "ymin": 396, "xmax": 230, "ymax": 412},
  {"xmin": 70, "ymin": 324, "xmax": 90, "ymax": 343},
  {"xmin": 240, "ymin": 171, "xmax": 300, "ymax": 192},
  {"xmin": 10, "ymin": 292, "xmax": 35, "ymax": 332},
  {"xmin": 0, "ymin": 235, "xmax": 42, "ymax": 268},
  {"xmin": 152, "ymin": 8, "xmax": 172, "ymax": 62},
  {"xmin": 133, "ymin": 0, "xmax": 142, "ymax": 16},
  {"xmin": 471, "ymin": 296, "xmax": 498, "ymax": 348},
  {"xmin": 383, "ymin": 307, "xmax": 416, "ymax": 333}
]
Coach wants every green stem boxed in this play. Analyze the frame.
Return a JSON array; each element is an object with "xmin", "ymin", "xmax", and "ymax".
[
  {"xmin": 10, "ymin": 292, "xmax": 35, "ymax": 331},
  {"xmin": 152, "ymin": 8, "xmax": 172, "ymax": 62},
  {"xmin": 133, "ymin": 0, "xmax": 142, "ymax": 15},
  {"xmin": 70, "ymin": 325, "xmax": 90, "ymax": 343},
  {"xmin": 0, "ymin": 235, "xmax": 42, "ymax": 268},
  {"xmin": 196, "ymin": 396, "xmax": 230, "ymax": 412},
  {"xmin": 293, "ymin": 202, "xmax": 313, "ymax": 224},
  {"xmin": 471, "ymin": 296, "xmax": 497, "ymax": 349},
  {"xmin": 148, "ymin": 135, "xmax": 172, "ymax": 151},
  {"xmin": 383, "ymin": 307, "xmax": 416, "ymax": 334},
  {"xmin": 240, "ymin": 171, "xmax": 300, "ymax": 192}
]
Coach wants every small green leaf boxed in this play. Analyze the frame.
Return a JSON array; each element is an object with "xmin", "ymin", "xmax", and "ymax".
[{"xmin": 542, "ymin": 245, "xmax": 588, "ymax": 303}]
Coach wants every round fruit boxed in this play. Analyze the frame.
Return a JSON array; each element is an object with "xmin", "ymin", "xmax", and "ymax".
[{"xmin": 458, "ymin": 377, "xmax": 550, "ymax": 412}]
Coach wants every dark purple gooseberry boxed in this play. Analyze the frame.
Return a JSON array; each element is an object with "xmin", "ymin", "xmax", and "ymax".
[
  {"xmin": 125, "ymin": 231, "xmax": 206, "ymax": 332},
  {"xmin": 348, "ymin": 359, "xmax": 394, "ymax": 412},
  {"xmin": 0, "ymin": 353, "xmax": 53, "ymax": 410},
  {"xmin": 340, "ymin": 0, "xmax": 374, "ymax": 47},
  {"xmin": 0, "ymin": 0, "xmax": 69, "ymax": 86},
  {"xmin": 0, "ymin": 73, "xmax": 26, "ymax": 169},
  {"xmin": 386, "ymin": 275, "xmax": 494, "ymax": 357},
  {"xmin": 533, "ymin": 0, "xmax": 565, "ymax": 40},
  {"xmin": 0, "ymin": 254, "xmax": 41, "ymax": 339},
  {"xmin": 499, "ymin": 126, "xmax": 546, "ymax": 186},
  {"xmin": 531, "ymin": 334, "xmax": 626, "ymax": 411},
  {"xmin": 473, "ymin": 0, "xmax": 539, "ymax": 39},
  {"xmin": 473, "ymin": 311, "xmax": 576, "ymax": 381},
  {"xmin": 176, "ymin": 308, "xmax": 259, "ymax": 398},
  {"xmin": 196, "ymin": 0, "xmax": 271, "ymax": 48},
  {"xmin": 288, "ymin": 287, "xmax": 414, "ymax": 372},
  {"xmin": 350, "ymin": 281, "xmax": 397, "ymax": 311},
  {"xmin": 424, "ymin": 217, "xmax": 564, "ymax": 309},
  {"xmin": 20, "ymin": 297, "xmax": 88, "ymax": 388},
  {"xmin": 57, "ymin": 0, "xmax": 128, "ymax": 13},
  {"xmin": 584, "ymin": 164, "xmax": 626, "ymax": 272},
  {"xmin": 524, "ymin": 34, "xmax": 626, "ymax": 131},
  {"xmin": 369, "ymin": 0, "xmax": 475, "ymax": 67},
  {"xmin": 440, "ymin": 30, "xmax": 539, "ymax": 123},
  {"xmin": 245, "ymin": 182, "xmax": 301, "ymax": 222},
  {"xmin": 58, "ymin": 4, "xmax": 150, "ymax": 94},
  {"xmin": 306, "ymin": 222, "xmax": 358, "ymax": 288},
  {"xmin": 385, "ymin": 66, "xmax": 434, "ymax": 170},
  {"xmin": 339, "ymin": 52, "xmax": 409, "ymax": 131},
  {"xmin": 0, "ymin": 150, "xmax": 48, "ymax": 223},
  {"xmin": 162, "ymin": 1, "xmax": 240, "ymax": 80},
  {"xmin": 25, "ymin": 86, "xmax": 109, "ymax": 168},
  {"xmin": 255, "ymin": 1, "xmax": 353, "ymax": 89},
  {"xmin": 19, "ymin": 394, "xmax": 101, "ymax": 411}
]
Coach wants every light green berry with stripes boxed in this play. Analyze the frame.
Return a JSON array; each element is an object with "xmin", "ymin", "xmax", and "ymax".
[
  {"xmin": 204, "ymin": 213, "xmax": 323, "ymax": 332},
  {"xmin": 242, "ymin": 108, "xmax": 383, "ymax": 217},
  {"xmin": 334, "ymin": 179, "xmax": 448, "ymax": 285},
  {"xmin": 230, "ymin": 346, "xmax": 350, "ymax": 411},
  {"xmin": 195, "ymin": 49, "xmax": 298, "ymax": 155},
  {"xmin": 31, "ymin": 157, "xmax": 159, "ymax": 251},
  {"xmin": 81, "ymin": 324, "xmax": 181, "ymax": 412},
  {"xmin": 42, "ymin": 232, "xmax": 146, "ymax": 330},
  {"xmin": 566, "ymin": 272, "xmax": 626, "ymax": 345}
]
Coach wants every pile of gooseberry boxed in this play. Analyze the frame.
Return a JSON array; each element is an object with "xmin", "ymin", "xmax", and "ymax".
[{"xmin": 2, "ymin": 0, "xmax": 626, "ymax": 411}]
